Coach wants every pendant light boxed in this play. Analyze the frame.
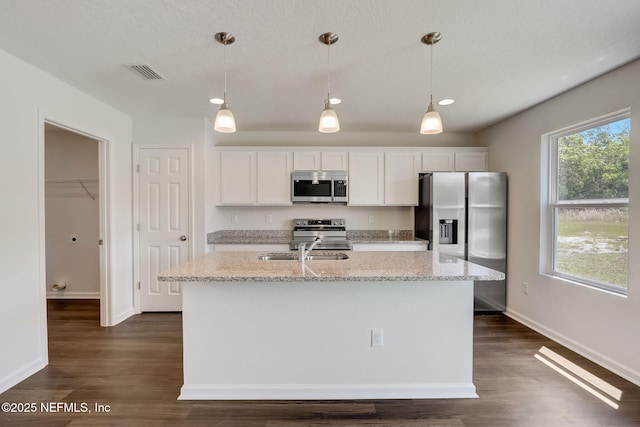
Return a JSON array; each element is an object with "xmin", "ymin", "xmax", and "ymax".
[
  {"xmin": 420, "ymin": 32, "xmax": 443, "ymax": 134},
  {"xmin": 213, "ymin": 32, "xmax": 236, "ymax": 133},
  {"xmin": 318, "ymin": 32, "xmax": 340, "ymax": 133}
]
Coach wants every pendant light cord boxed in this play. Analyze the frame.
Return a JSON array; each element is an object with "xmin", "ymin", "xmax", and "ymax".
[
  {"xmin": 429, "ymin": 41, "xmax": 434, "ymax": 105},
  {"xmin": 223, "ymin": 37, "xmax": 228, "ymax": 103},
  {"xmin": 326, "ymin": 39, "xmax": 331, "ymax": 101}
]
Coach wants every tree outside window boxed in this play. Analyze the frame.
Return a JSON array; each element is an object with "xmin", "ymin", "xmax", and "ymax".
[{"xmin": 548, "ymin": 112, "xmax": 629, "ymax": 293}]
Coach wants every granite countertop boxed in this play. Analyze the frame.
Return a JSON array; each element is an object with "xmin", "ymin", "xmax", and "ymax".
[
  {"xmin": 158, "ymin": 250, "xmax": 504, "ymax": 283},
  {"xmin": 207, "ymin": 230, "xmax": 426, "ymax": 245}
]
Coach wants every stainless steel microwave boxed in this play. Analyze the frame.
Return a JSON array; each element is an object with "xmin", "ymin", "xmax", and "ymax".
[{"xmin": 291, "ymin": 171, "xmax": 348, "ymax": 203}]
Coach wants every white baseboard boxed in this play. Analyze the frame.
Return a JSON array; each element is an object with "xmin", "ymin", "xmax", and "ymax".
[
  {"xmin": 178, "ymin": 383, "xmax": 478, "ymax": 400},
  {"xmin": 47, "ymin": 291, "xmax": 99, "ymax": 299},
  {"xmin": 0, "ymin": 357, "xmax": 47, "ymax": 394},
  {"xmin": 506, "ymin": 309, "xmax": 640, "ymax": 387}
]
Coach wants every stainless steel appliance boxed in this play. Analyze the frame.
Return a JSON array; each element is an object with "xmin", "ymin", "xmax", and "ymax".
[
  {"xmin": 290, "ymin": 218, "xmax": 353, "ymax": 250},
  {"xmin": 415, "ymin": 172, "xmax": 507, "ymax": 312},
  {"xmin": 291, "ymin": 171, "xmax": 348, "ymax": 204}
]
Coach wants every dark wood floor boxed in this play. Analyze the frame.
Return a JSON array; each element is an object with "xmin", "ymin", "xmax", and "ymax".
[{"xmin": 1, "ymin": 300, "xmax": 639, "ymax": 426}]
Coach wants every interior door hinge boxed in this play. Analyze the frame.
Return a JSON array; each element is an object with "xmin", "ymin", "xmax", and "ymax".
[
  {"xmin": 136, "ymin": 164, "xmax": 140, "ymax": 173},
  {"xmin": 98, "ymin": 239, "xmax": 103, "ymax": 246},
  {"xmin": 137, "ymin": 282, "xmax": 141, "ymax": 290},
  {"xmin": 137, "ymin": 224, "xmax": 140, "ymax": 231}
]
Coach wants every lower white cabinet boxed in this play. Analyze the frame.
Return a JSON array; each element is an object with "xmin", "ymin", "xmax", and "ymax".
[
  {"xmin": 352, "ymin": 242, "xmax": 428, "ymax": 251},
  {"xmin": 213, "ymin": 244, "xmax": 290, "ymax": 252}
]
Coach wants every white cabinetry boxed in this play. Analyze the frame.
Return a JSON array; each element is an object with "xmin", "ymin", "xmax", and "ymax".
[
  {"xmin": 455, "ymin": 151, "xmax": 487, "ymax": 171},
  {"xmin": 352, "ymin": 242, "xmax": 428, "ymax": 251},
  {"xmin": 257, "ymin": 152, "xmax": 292, "ymax": 205},
  {"xmin": 348, "ymin": 152, "xmax": 384, "ymax": 205},
  {"xmin": 321, "ymin": 151, "xmax": 348, "ymax": 170},
  {"xmin": 293, "ymin": 152, "xmax": 320, "ymax": 170},
  {"xmin": 219, "ymin": 151, "xmax": 256, "ymax": 205},
  {"xmin": 293, "ymin": 151, "xmax": 348, "ymax": 171},
  {"xmin": 384, "ymin": 151, "xmax": 420, "ymax": 205},
  {"xmin": 422, "ymin": 151, "xmax": 455, "ymax": 172},
  {"xmin": 218, "ymin": 150, "xmax": 291, "ymax": 206},
  {"xmin": 213, "ymin": 244, "xmax": 289, "ymax": 252}
]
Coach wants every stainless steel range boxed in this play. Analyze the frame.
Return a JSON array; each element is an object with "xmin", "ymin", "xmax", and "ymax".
[{"xmin": 290, "ymin": 218, "xmax": 352, "ymax": 251}]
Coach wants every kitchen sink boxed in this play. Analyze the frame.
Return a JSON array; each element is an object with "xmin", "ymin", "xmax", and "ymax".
[{"xmin": 257, "ymin": 252, "xmax": 349, "ymax": 261}]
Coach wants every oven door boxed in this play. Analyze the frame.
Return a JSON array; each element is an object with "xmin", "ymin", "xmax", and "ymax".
[{"xmin": 292, "ymin": 179, "xmax": 333, "ymax": 202}]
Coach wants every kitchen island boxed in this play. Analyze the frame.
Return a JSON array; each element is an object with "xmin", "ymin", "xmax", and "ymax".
[{"xmin": 158, "ymin": 250, "xmax": 504, "ymax": 400}]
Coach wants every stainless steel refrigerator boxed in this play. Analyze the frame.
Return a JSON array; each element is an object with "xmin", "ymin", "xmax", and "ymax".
[{"xmin": 415, "ymin": 172, "xmax": 507, "ymax": 312}]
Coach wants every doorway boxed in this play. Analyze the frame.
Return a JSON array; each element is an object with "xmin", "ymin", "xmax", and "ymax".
[{"xmin": 42, "ymin": 120, "xmax": 110, "ymax": 326}]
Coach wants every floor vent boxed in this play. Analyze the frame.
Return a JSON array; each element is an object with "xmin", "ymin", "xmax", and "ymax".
[{"xmin": 124, "ymin": 64, "xmax": 166, "ymax": 80}]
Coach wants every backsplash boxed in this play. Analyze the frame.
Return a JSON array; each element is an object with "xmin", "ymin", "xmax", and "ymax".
[{"xmin": 212, "ymin": 205, "xmax": 413, "ymax": 231}]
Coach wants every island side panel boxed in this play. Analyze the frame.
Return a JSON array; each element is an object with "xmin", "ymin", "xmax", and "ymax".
[{"xmin": 180, "ymin": 280, "xmax": 476, "ymax": 400}]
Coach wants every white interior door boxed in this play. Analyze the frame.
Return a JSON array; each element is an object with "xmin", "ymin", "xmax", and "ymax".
[{"xmin": 138, "ymin": 147, "xmax": 190, "ymax": 311}]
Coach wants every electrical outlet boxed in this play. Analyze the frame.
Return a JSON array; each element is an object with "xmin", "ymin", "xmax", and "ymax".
[
  {"xmin": 265, "ymin": 214, "xmax": 272, "ymax": 224},
  {"xmin": 368, "ymin": 215, "xmax": 375, "ymax": 223},
  {"xmin": 523, "ymin": 281, "xmax": 529, "ymax": 295},
  {"xmin": 371, "ymin": 329, "xmax": 384, "ymax": 347},
  {"xmin": 231, "ymin": 214, "xmax": 239, "ymax": 224}
]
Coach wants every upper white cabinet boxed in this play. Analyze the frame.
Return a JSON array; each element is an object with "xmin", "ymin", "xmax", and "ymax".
[
  {"xmin": 218, "ymin": 150, "xmax": 291, "ymax": 206},
  {"xmin": 384, "ymin": 151, "xmax": 420, "ymax": 205},
  {"xmin": 422, "ymin": 151, "xmax": 455, "ymax": 172},
  {"xmin": 293, "ymin": 151, "xmax": 348, "ymax": 171},
  {"xmin": 455, "ymin": 151, "xmax": 487, "ymax": 171},
  {"xmin": 321, "ymin": 151, "xmax": 349, "ymax": 170},
  {"xmin": 293, "ymin": 152, "xmax": 320, "ymax": 170},
  {"xmin": 421, "ymin": 149, "xmax": 488, "ymax": 172},
  {"xmin": 217, "ymin": 147, "xmax": 487, "ymax": 206},
  {"xmin": 218, "ymin": 151, "xmax": 256, "ymax": 205},
  {"xmin": 257, "ymin": 152, "xmax": 292, "ymax": 205},
  {"xmin": 348, "ymin": 151, "xmax": 384, "ymax": 205}
]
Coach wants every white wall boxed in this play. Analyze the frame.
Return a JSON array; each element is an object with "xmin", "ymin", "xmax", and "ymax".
[
  {"xmin": 0, "ymin": 49, "xmax": 133, "ymax": 394},
  {"xmin": 478, "ymin": 59, "xmax": 640, "ymax": 385},
  {"xmin": 45, "ymin": 128, "xmax": 99, "ymax": 298}
]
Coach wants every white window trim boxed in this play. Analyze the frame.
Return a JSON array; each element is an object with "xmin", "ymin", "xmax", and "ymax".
[{"xmin": 541, "ymin": 108, "xmax": 630, "ymax": 295}]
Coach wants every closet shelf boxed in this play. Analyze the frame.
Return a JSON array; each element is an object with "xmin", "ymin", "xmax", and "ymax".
[{"xmin": 45, "ymin": 178, "xmax": 98, "ymax": 200}]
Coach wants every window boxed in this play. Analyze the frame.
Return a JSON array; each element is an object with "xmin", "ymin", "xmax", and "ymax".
[{"xmin": 545, "ymin": 110, "xmax": 630, "ymax": 294}]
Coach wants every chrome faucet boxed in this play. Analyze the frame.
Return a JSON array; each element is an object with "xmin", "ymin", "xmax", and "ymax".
[{"xmin": 298, "ymin": 237, "xmax": 322, "ymax": 262}]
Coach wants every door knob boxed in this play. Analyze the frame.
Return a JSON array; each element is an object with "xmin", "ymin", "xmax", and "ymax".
[{"xmin": 180, "ymin": 235, "xmax": 188, "ymax": 241}]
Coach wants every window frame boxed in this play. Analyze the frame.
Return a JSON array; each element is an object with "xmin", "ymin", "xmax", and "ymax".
[{"xmin": 544, "ymin": 109, "xmax": 630, "ymax": 295}]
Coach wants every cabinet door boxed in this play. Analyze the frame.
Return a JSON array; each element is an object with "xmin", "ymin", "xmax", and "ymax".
[
  {"xmin": 455, "ymin": 151, "xmax": 487, "ymax": 171},
  {"xmin": 384, "ymin": 152, "xmax": 420, "ymax": 205},
  {"xmin": 257, "ymin": 152, "xmax": 292, "ymax": 205},
  {"xmin": 321, "ymin": 151, "xmax": 348, "ymax": 170},
  {"xmin": 293, "ymin": 152, "xmax": 320, "ymax": 170},
  {"xmin": 348, "ymin": 152, "xmax": 384, "ymax": 205},
  {"xmin": 422, "ymin": 151, "xmax": 455, "ymax": 172},
  {"xmin": 219, "ymin": 151, "xmax": 256, "ymax": 205}
]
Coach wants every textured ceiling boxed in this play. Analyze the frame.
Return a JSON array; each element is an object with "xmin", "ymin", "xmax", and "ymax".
[{"xmin": 1, "ymin": 0, "xmax": 639, "ymax": 133}]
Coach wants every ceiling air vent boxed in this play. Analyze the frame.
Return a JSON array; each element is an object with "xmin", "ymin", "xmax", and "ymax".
[{"xmin": 124, "ymin": 64, "xmax": 166, "ymax": 80}]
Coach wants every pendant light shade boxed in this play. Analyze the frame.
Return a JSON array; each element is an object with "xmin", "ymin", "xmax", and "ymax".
[
  {"xmin": 420, "ymin": 32, "xmax": 443, "ymax": 135},
  {"xmin": 213, "ymin": 32, "xmax": 236, "ymax": 133},
  {"xmin": 214, "ymin": 103, "xmax": 236, "ymax": 133},
  {"xmin": 420, "ymin": 101, "xmax": 443, "ymax": 134},
  {"xmin": 318, "ymin": 32, "xmax": 340, "ymax": 133},
  {"xmin": 319, "ymin": 101, "xmax": 340, "ymax": 133}
]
